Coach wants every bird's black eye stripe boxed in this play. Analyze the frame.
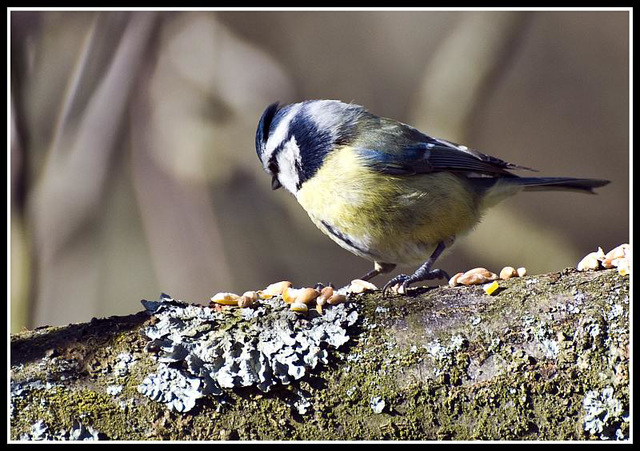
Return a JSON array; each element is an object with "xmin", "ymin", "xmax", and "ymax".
[
  {"xmin": 268, "ymin": 160, "xmax": 279, "ymax": 175},
  {"xmin": 266, "ymin": 126, "xmax": 296, "ymax": 176}
]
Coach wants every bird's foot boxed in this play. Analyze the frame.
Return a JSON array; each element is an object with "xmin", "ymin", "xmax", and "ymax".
[{"xmin": 382, "ymin": 269, "xmax": 450, "ymax": 296}]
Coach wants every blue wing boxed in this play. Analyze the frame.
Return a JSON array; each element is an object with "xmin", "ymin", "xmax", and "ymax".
[{"xmin": 355, "ymin": 127, "xmax": 534, "ymax": 177}]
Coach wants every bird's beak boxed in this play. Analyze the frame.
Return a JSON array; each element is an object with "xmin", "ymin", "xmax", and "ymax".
[{"xmin": 271, "ymin": 175, "xmax": 282, "ymax": 190}]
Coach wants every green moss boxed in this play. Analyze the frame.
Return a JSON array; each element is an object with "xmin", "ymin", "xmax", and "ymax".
[{"xmin": 11, "ymin": 269, "xmax": 629, "ymax": 440}]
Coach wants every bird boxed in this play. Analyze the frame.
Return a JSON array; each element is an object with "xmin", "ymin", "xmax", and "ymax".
[{"xmin": 255, "ymin": 99, "xmax": 610, "ymax": 295}]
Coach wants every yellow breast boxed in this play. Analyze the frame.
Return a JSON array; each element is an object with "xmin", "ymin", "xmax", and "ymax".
[{"xmin": 296, "ymin": 146, "xmax": 481, "ymax": 265}]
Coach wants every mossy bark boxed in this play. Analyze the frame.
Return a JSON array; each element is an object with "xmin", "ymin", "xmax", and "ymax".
[{"xmin": 10, "ymin": 268, "xmax": 629, "ymax": 441}]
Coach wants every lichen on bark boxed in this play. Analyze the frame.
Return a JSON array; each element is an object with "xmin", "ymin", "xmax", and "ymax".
[{"xmin": 10, "ymin": 268, "xmax": 629, "ymax": 441}]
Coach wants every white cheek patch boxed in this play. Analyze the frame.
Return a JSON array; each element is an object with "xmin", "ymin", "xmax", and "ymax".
[
  {"xmin": 276, "ymin": 137, "xmax": 302, "ymax": 194},
  {"xmin": 264, "ymin": 104, "xmax": 303, "ymax": 162}
]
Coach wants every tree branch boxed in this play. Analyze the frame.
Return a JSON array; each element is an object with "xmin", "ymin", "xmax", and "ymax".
[{"xmin": 10, "ymin": 268, "xmax": 629, "ymax": 441}]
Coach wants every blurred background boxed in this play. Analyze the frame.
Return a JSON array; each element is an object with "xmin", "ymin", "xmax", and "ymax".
[{"xmin": 10, "ymin": 9, "xmax": 630, "ymax": 332}]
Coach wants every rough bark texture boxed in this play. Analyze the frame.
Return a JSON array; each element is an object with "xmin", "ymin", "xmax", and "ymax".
[{"xmin": 10, "ymin": 268, "xmax": 629, "ymax": 441}]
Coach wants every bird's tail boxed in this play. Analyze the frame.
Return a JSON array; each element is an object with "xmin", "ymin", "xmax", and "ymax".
[
  {"xmin": 515, "ymin": 177, "xmax": 611, "ymax": 194},
  {"xmin": 474, "ymin": 176, "xmax": 610, "ymax": 210}
]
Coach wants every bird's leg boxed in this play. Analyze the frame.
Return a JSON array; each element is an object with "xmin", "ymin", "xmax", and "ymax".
[
  {"xmin": 359, "ymin": 262, "xmax": 396, "ymax": 282},
  {"xmin": 382, "ymin": 240, "xmax": 452, "ymax": 296}
]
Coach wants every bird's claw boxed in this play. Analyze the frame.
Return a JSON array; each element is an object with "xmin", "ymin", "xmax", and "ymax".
[
  {"xmin": 382, "ymin": 274, "xmax": 411, "ymax": 296},
  {"xmin": 382, "ymin": 269, "xmax": 450, "ymax": 296}
]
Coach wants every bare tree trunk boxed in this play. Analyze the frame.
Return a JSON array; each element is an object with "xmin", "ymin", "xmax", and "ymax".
[{"xmin": 10, "ymin": 268, "xmax": 629, "ymax": 441}]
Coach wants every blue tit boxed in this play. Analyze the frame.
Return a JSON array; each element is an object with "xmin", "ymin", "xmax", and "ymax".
[{"xmin": 255, "ymin": 99, "xmax": 610, "ymax": 294}]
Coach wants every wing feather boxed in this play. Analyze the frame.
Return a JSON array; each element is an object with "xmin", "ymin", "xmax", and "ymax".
[{"xmin": 354, "ymin": 123, "xmax": 535, "ymax": 177}]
